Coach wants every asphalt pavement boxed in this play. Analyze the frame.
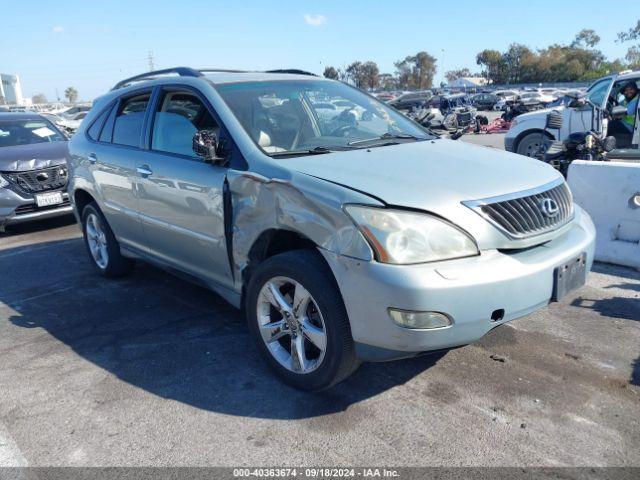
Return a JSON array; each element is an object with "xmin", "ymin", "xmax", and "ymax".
[{"xmin": 0, "ymin": 130, "xmax": 638, "ymax": 467}]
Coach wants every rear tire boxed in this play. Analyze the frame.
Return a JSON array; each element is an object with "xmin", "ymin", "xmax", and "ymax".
[
  {"xmin": 246, "ymin": 250, "xmax": 360, "ymax": 391},
  {"xmin": 81, "ymin": 202, "xmax": 133, "ymax": 278}
]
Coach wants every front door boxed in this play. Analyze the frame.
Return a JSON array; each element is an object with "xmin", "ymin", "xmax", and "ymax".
[{"xmin": 134, "ymin": 88, "xmax": 232, "ymax": 288}]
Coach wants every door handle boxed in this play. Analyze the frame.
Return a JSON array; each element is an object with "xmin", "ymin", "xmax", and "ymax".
[
  {"xmin": 136, "ymin": 165, "xmax": 153, "ymax": 176},
  {"xmin": 88, "ymin": 153, "xmax": 98, "ymax": 164}
]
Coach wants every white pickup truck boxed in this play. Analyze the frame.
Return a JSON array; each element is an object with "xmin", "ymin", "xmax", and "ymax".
[{"xmin": 505, "ymin": 71, "xmax": 640, "ymax": 163}]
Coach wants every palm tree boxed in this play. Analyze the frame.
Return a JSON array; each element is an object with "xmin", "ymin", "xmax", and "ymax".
[{"xmin": 64, "ymin": 87, "xmax": 78, "ymax": 103}]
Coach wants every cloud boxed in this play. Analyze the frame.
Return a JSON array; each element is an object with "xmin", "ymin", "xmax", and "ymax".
[
  {"xmin": 303, "ymin": 14, "xmax": 327, "ymax": 27},
  {"xmin": 52, "ymin": 26, "xmax": 64, "ymax": 33}
]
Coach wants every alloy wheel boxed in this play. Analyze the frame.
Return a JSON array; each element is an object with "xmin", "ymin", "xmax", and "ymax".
[
  {"xmin": 256, "ymin": 276, "xmax": 327, "ymax": 374},
  {"xmin": 85, "ymin": 213, "xmax": 109, "ymax": 269}
]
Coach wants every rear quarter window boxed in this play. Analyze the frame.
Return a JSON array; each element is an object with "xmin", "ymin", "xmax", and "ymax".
[{"xmin": 86, "ymin": 104, "xmax": 112, "ymax": 140}]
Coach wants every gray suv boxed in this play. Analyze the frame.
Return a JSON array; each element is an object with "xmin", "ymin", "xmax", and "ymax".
[{"xmin": 68, "ymin": 67, "xmax": 596, "ymax": 390}]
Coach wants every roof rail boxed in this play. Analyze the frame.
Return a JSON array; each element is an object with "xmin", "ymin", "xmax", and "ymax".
[
  {"xmin": 199, "ymin": 68, "xmax": 251, "ymax": 74},
  {"xmin": 111, "ymin": 67, "xmax": 203, "ymax": 90},
  {"xmin": 264, "ymin": 69, "xmax": 317, "ymax": 76}
]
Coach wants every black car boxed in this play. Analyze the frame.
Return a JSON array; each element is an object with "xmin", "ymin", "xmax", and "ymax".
[
  {"xmin": 388, "ymin": 91, "xmax": 432, "ymax": 111},
  {"xmin": 0, "ymin": 113, "xmax": 71, "ymax": 230},
  {"xmin": 472, "ymin": 93, "xmax": 499, "ymax": 110}
]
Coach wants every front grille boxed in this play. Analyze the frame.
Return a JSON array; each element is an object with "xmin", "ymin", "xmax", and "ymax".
[
  {"xmin": 466, "ymin": 181, "xmax": 574, "ymax": 239},
  {"xmin": 2, "ymin": 165, "xmax": 68, "ymax": 194}
]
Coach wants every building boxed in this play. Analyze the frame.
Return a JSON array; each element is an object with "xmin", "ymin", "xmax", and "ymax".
[
  {"xmin": 448, "ymin": 76, "xmax": 488, "ymax": 89},
  {"xmin": 0, "ymin": 73, "xmax": 24, "ymax": 105}
]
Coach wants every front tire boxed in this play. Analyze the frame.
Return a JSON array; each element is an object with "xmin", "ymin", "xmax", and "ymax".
[
  {"xmin": 81, "ymin": 202, "xmax": 133, "ymax": 278},
  {"xmin": 246, "ymin": 250, "xmax": 360, "ymax": 391},
  {"xmin": 516, "ymin": 132, "xmax": 551, "ymax": 158}
]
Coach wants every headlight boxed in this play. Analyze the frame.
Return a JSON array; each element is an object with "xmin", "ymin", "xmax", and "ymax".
[
  {"xmin": 0, "ymin": 175, "xmax": 8, "ymax": 188},
  {"xmin": 344, "ymin": 205, "xmax": 479, "ymax": 264}
]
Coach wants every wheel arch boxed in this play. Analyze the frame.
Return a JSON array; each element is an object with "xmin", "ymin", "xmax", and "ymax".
[
  {"xmin": 73, "ymin": 188, "xmax": 97, "ymax": 218},
  {"xmin": 242, "ymin": 228, "xmax": 319, "ymax": 285}
]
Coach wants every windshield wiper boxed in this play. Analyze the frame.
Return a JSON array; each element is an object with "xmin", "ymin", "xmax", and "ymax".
[
  {"xmin": 347, "ymin": 133, "xmax": 425, "ymax": 146},
  {"xmin": 270, "ymin": 146, "xmax": 335, "ymax": 158}
]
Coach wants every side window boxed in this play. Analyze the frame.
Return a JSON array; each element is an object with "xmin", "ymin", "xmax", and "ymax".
[
  {"xmin": 87, "ymin": 104, "xmax": 111, "ymax": 140},
  {"xmin": 151, "ymin": 91, "xmax": 218, "ymax": 157},
  {"xmin": 112, "ymin": 93, "xmax": 151, "ymax": 147},
  {"xmin": 99, "ymin": 103, "xmax": 117, "ymax": 143},
  {"xmin": 586, "ymin": 79, "xmax": 612, "ymax": 107}
]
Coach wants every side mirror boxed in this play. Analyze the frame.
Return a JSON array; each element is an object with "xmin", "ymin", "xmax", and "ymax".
[
  {"xmin": 361, "ymin": 110, "xmax": 374, "ymax": 121},
  {"xmin": 193, "ymin": 130, "xmax": 225, "ymax": 165},
  {"xmin": 610, "ymin": 105, "xmax": 627, "ymax": 120}
]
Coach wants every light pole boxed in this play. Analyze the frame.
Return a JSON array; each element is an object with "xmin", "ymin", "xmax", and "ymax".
[{"xmin": 440, "ymin": 49, "xmax": 445, "ymax": 88}]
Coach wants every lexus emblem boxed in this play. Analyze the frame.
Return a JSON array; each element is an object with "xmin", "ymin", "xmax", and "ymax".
[
  {"xmin": 36, "ymin": 172, "xmax": 49, "ymax": 182},
  {"xmin": 539, "ymin": 198, "xmax": 560, "ymax": 218}
]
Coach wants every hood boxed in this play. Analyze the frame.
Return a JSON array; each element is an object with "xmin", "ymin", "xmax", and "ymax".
[
  {"xmin": 0, "ymin": 141, "xmax": 68, "ymax": 172},
  {"xmin": 289, "ymin": 139, "xmax": 560, "ymax": 211},
  {"xmin": 515, "ymin": 105, "xmax": 564, "ymax": 123},
  {"xmin": 288, "ymin": 139, "xmax": 563, "ymax": 249}
]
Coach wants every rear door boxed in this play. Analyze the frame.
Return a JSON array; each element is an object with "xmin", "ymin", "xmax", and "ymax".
[
  {"xmin": 86, "ymin": 91, "xmax": 151, "ymax": 250},
  {"xmin": 134, "ymin": 86, "xmax": 232, "ymax": 287}
]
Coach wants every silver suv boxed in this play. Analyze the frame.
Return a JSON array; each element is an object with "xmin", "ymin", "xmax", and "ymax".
[{"xmin": 68, "ymin": 67, "xmax": 596, "ymax": 390}]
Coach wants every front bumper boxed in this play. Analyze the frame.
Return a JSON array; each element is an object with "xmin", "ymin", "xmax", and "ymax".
[
  {"xmin": 0, "ymin": 187, "xmax": 72, "ymax": 228},
  {"xmin": 322, "ymin": 205, "xmax": 595, "ymax": 360}
]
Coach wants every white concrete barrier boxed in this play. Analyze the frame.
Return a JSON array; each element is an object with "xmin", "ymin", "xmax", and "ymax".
[{"xmin": 567, "ymin": 160, "xmax": 640, "ymax": 269}]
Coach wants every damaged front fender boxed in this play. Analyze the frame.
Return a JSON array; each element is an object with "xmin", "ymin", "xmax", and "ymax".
[{"xmin": 227, "ymin": 167, "xmax": 379, "ymax": 292}]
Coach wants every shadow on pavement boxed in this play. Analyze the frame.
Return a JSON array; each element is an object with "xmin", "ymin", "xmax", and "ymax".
[
  {"xmin": 570, "ymin": 296, "xmax": 640, "ymax": 322},
  {"xmin": 1, "ymin": 238, "xmax": 445, "ymax": 420},
  {"xmin": 0, "ymin": 214, "xmax": 76, "ymax": 238}
]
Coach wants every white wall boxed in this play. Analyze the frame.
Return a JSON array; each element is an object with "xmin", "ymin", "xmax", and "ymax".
[{"xmin": 568, "ymin": 160, "xmax": 640, "ymax": 268}]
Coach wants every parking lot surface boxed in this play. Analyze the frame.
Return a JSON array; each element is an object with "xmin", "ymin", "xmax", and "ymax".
[{"xmin": 0, "ymin": 132, "xmax": 638, "ymax": 467}]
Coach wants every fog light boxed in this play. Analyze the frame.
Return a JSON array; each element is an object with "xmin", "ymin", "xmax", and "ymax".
[{"xmin": 389, "ymin": 309, "xmax": 452, "ymax": 329}]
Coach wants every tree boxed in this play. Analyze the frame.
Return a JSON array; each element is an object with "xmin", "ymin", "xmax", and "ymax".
[
  {"xmin": 476, "ymin": 49, "xmax": 507, "ymax": 84},
  {"xmin": 378, "ymin": 73, "xmax": 397, "ymax": 90},
  {"xmin": 445, "ymin": 68, "xmax": 471, "ymax": 83},
  {"xmin": 626, "ymin": 46, "xmax": 640, "ymax": 69},
  {"xmin": 360, "ymin": 61, "xmax": 380, "ymax": 90},
  {"xmin": 323, "ymin": 66, "xmax": 339, "ymax": 80},
  {"xmin": 475, "ymin": 32, "xmax": 607, "ymax": 84},
  {"xmin": 618, "ymin": 20, "xmax": 640, "ymax": 43},
  {"xmin": 572, "ymin": 29, "xmax": 601, "ymax": 49},
  {"xmin": 64, "ymin": 87, "xmax": 78, "ymax": 103},
  {"xmin": 345, "ymin": 61, "xmax": 367, "ymax": 88},
  {"xmin": 394, "ymin": 51, "xmax": 437, "ymax": 89},
  {"xmin": 618, "ymin": 20, "xmax": 640, "ymax": 69},
  {"xmin": 32, "ymin": 93, "xmax": 47, "ymax": 104}
]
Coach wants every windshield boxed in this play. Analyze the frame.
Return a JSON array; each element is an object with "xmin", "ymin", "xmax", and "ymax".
[
  {"xmin": 216, "ymin": 80, "xmax": 432, "ymax": 155},
  {"xmin": 0, "ymin": 119, "xmax": 66, "ymax": 147}
]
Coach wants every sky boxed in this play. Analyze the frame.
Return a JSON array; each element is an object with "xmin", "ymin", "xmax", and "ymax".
[{"xmin": 1, "ymin": 0, "xmax": 635, "ymax": 102}]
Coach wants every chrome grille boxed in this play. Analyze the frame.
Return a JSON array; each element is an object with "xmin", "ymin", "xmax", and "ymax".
[
  {"xmin": 2, "ymin": 166, "xmax": 68, "ymax": 194},
  {"xmin": 465, "ymin": 181, "xmax": 574, "ymax": 239}
]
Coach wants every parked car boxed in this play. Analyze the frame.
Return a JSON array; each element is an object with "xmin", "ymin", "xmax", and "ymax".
[
  {"xmin": 60, "ymin": 105, "xmax": 91, "ymax": 119},
  {"xmin": 417, "ymin": 93, "xmax": 477, "ymax": 130},
  {"xmin": 0, "ymin": 113, "xmax": 71, "ymax": 230},
  {"xmin": 388, "ymin": 91, "xmax": 432, "ymax": 111},
  {"xmin": 471, "ymin": 93, "xmax": 499, "ymax": 110},
  {"xmin": 67, "ymin": 67, "xmax": 596, "ymax": 390},
  {"xmin": 55, "ymin": 111, "xmax": 88, "ymax": 133},
  {"xmin": 506, "ymin": 71, "xmax": 640, "ymax": 158}
]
